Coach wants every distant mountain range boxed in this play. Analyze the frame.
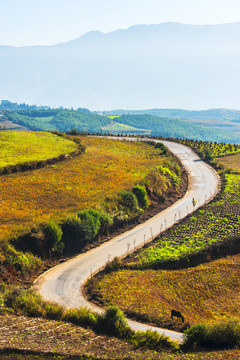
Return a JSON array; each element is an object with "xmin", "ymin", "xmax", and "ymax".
[{"xmin": 1, "ymin": 22, "xmax": 240, "ymax": 110}]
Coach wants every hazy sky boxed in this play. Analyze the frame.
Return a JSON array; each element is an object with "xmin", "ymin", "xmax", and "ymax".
[{"xmin": 1, "ymin": 0, "xmax": 240, "ymax": 46}]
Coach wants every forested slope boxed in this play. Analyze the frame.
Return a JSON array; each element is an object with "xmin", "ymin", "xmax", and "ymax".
[
  {"xmin": 4, "ymin": 109, "xmax": 240, "ymax": 142},
  {"xmin": 5, "ymin": 109, "xmax": 112, "ymax": 132},
  {"xmin": 116, "ymin": 114, "xmax": 239, "ymax": 142}
]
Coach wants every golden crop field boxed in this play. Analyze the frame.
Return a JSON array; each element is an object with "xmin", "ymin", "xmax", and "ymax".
[
  {"xmin": 96, "ymin": 254, "xmax": 240, "ymax": 326},
  {"xmin": 0, "ymin": 136, "xmax": 169, "ymax": 241},
  {"xmin": 0, "ymin": 131, "xmax": 77, "ymax": 168}
]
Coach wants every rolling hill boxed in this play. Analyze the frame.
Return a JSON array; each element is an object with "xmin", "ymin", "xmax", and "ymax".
[{"xmin": 3, "ymin": 108, "xmax": 240, "ymax": 142}]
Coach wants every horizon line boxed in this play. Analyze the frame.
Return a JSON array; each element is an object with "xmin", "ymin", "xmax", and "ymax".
[{"xmin": 1, "ymin": 20, "xmax": 240, "ymax": 48}]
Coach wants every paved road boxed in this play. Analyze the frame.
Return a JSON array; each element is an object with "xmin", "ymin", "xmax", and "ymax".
[{"xmin": 33, "ymin": 139, "xmax": 220, "ymax": 343}]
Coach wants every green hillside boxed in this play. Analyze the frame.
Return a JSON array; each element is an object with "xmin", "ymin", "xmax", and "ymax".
[
  {"xmin": 115, "ymin": 114, "xmax": 239, "ymax": 143},
  {"xmin": 5, "ymin": 109, "xmax": 112, "ymax": 133},
  {"xmin": 3, "ymin": 108, "xmax": 240, "ymax": 143},
  {"xmin": 105, "ymin": 108, "xmax": 240, "ymax": 121}
]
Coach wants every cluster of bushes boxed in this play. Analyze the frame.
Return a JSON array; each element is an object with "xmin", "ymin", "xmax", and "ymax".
[
  {"xmin": 15, "ymin": 185, "xmax": 149, "ymax": 258},
  {"xmin": 61, "ymin": 209, "xmax": 113, "ymax": 254},
  {"xmin": 144, "ymin": 165, "xmax": 180, "ymax": 197},
  {"xmin": 2, "ymin": 244, "xmax": 42, "ymax": 276},
  {"xmin": 58, "ymin": 185, "xmax": 148, "ymax": 255},
  {"xmin": 119, "ymin": 185, "xmax": 149, "ymax": 212},
  {"xmin": 6, "ymin": 156, "xmax": 180, "ymax": 275},
  {"xmin": 13, "ymin": 150, "xmax": 182, "ymax": 263},
  {"xmin": 11, "ymin": 152, "xmax": 181, "ymax": 273},
  {"xmin": 184, "ymin": 319, "xmax": 240, "ymax": 349},
  {"xmin": 145, "ymin": 140, "xmax": 169, "ymax": 155},
  {"xmin": 0, "ymin": 286, "xmax": 179, "ymax": 352}
]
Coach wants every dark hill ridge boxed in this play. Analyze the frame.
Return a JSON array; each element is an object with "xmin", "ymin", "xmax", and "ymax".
[{"xmin": 1, "ymin": 22, "xmax": 240, "ymax": 109}]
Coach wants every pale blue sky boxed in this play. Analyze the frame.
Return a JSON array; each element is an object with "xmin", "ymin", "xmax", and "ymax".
[{"xmin": 1, "ymin": 0, "xmax": 240, "ymax": 46}]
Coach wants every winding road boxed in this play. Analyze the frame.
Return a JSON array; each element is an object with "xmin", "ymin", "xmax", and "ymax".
[{"xmin": 33, "ymin": 139, "xmax": 221, "ymax": 343}]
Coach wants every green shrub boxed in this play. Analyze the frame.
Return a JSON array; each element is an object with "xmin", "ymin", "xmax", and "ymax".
[
  {"xmin": 184, "ymin": 319, "xmax": 240, "ymax": 349},
  {"xmin": 99, "ymin": 211, "xmax": 113, "ymax": 235},
  {"xmin": 45, "ymin": 303, "xmax": 64, "ymax": 319},
  {"xmin": 7, "ymin": 252, "xmax": 30, "ymax": 274},
  {"xmin": 207, "ymin": 319, "xmax": 240, "ymax": 348},
  {"xmin": 170, "ymin": 173, "xmax": 181, "ymax": 188},
  {"xmin": 147, "ymin": 141, "xmax": 169, "ymax": 155},
  {"xmin": 172, "ymin": 162, "xmax": 181, "ymax": 176},
  {"xmin": 132, "ymin": 329, "xmax": 180, "ymax": 351},
  {"xmin": 157, "ymin": 165, "xmax": 180, "ymax": 188},
  {"xmin": 5, "ymin": 288, "xmax": 45, "ymax": 317},
  {"xmin": 44, "ymin": 220, "xmax": 63, "ymax": 255},
  {"xmin": 142, "ymin": 169, "xmax": 169, "ymax": 198},
  {"xmin": 199, "ymin": 145, "xmax": 215, "ymax": 163},
  {"xmin": 155, "ymin": 142, "xmax": 169, "ymax": 155},
  {"xmin": 0, "ymin": 291, "xmax": 5, "ymax": 314},
  {"xmin": 58, "ymin": 209, "xmax": 112, "ymax": 254},
  {"xmin": 119, "ymin": 190, "xmax": 138, "ymax": 212},
  {"xmin": 63, "ymin": 308, "xmax": 97, "ymax": 328},
  {"xmin": 97, "ymin": 305, "xmax": 133, "ymax": 338},
  {"xmin": 132, "ymin": 185, "xmax": 149, "ymax": 209},
  {"xmin": 77, "ymin": 209, "xmax": 102, "ymax": 239},
  {"xmin": 21, "ymin": 291, "xmax": 45, "ymax": 317},
  {"xmin": 61, "ymin": 215, "xmax": 85, "ymax": 254},
  {"xmin": 4, "ymin": 245, "xmax": 42, "ymax": 274},
  {"xmin": 184, "ymin": 323, "xmax": 208, "ymax": 348},
  {"xmin": 67, "ymin": 128, "xmax": 81, "ymax": 135}
]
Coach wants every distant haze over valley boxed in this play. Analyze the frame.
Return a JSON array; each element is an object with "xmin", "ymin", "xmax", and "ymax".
[{"xmin": 1, "ymin": 22, "xmax": 240, "ymax": 110}]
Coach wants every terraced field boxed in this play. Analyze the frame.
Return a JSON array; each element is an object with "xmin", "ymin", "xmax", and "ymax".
[
  {"xmin": 0, "ymin": 315, "xmax": 240, "ymax": 359},
  {"xmin": 0, "ymin": 315, "xmax": 137, "ymax": 357}
]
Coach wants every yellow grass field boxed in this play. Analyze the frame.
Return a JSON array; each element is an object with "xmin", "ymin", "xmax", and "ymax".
[
  {"xmin": 96, "ymin": 254, "xmax": 240, "ymax": 326},
  {"xmin": 0, "ymin": 136, "xmax": 171, "ymax": 241},
  {"xmin": 0, "ymin": 131, "xmax": 77, "ymax": 168}
]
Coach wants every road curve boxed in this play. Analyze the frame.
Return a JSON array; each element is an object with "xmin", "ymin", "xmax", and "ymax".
[{"xmin": 33, "ymin": 138, "xmax": 221, "ymax": 343}]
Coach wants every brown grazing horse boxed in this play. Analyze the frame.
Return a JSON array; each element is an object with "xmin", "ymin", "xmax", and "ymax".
[{"xmin": 171, "ymin": 309, "xmax": 184, "ymax": 323}]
